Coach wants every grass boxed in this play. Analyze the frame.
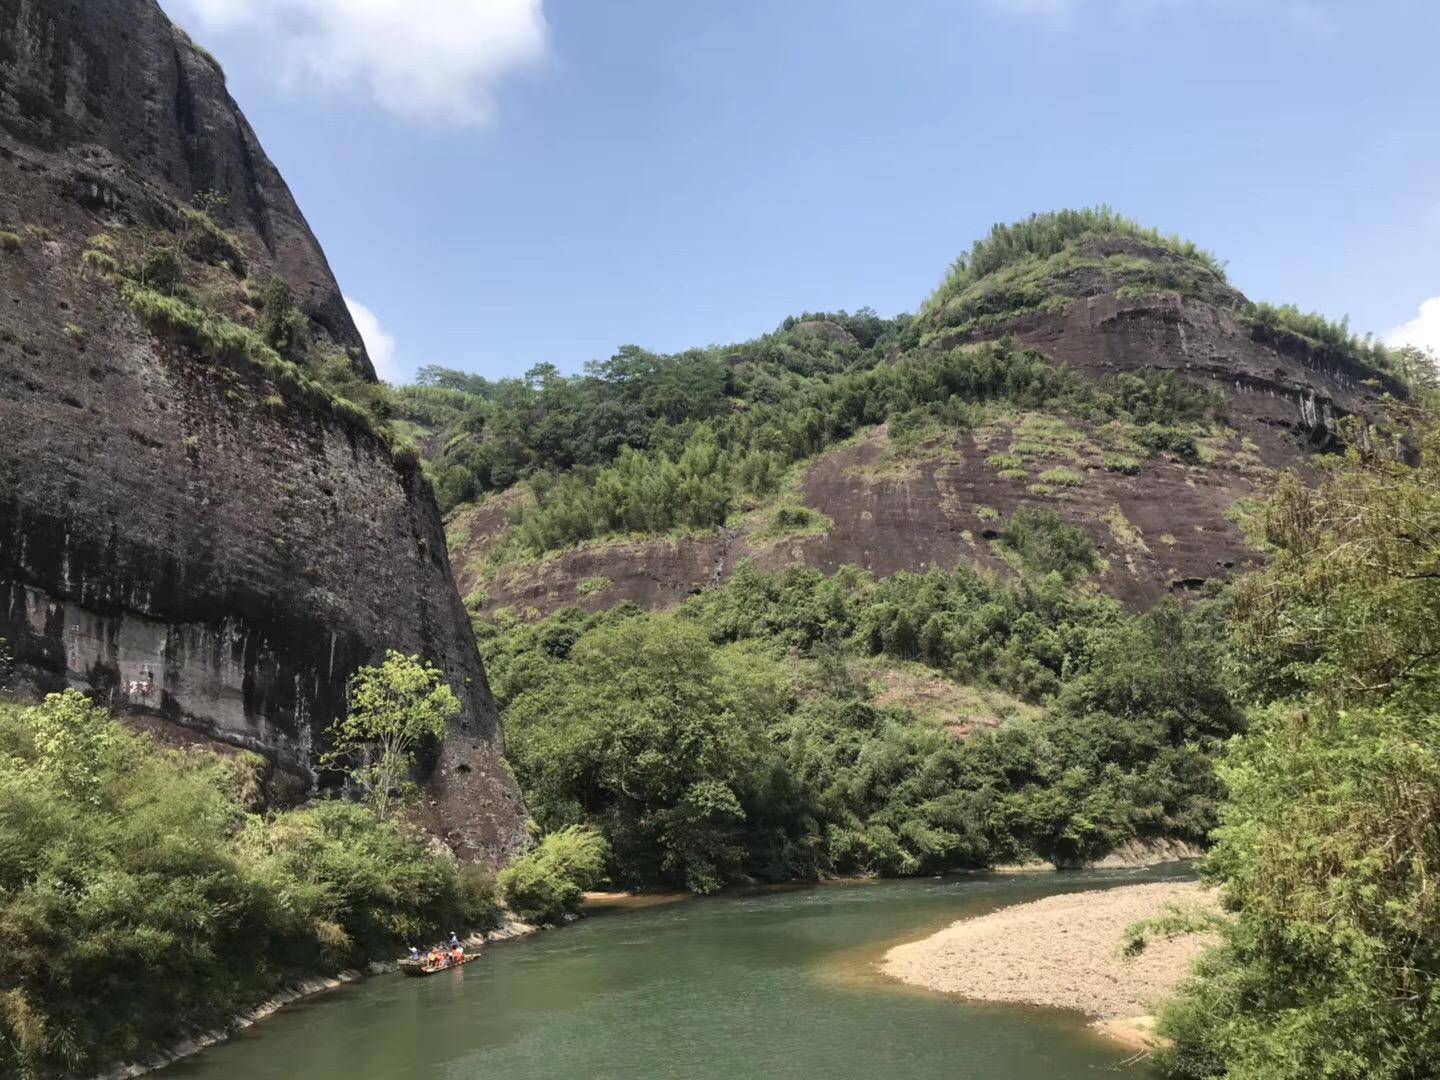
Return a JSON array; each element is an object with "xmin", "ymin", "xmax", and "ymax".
[
  {"xmin": 750, "ymin": 502, "xmax": 834, "ymax": 542},
  {"xmin": 737, "ymin": 463, "xmax": 836, "ymax": 542},
  {"xmin": 577, "ymin": 576, "xmax": 613, "ymax": 597},
  {"xmin": 1102, "ymin": 503, "xmax": 1148, "ymax": 552},
  {"xmin": 1103, "ymin": 453, "xmax": 1142, "ymax": 474},
  {"xmin": 0, "ymin": 231, "xmax": 21, "ymax": 252},
  {"xmin": 1037, "ymin": 466, "xmax": 1084, "ymax": 487},
  {"xmin": 858, "ymin": 657, "xmax": 1041, "ymax": 734},
  {"xmin": 118, "ymin": 282, "xmax": 408, "ymax": 461}
]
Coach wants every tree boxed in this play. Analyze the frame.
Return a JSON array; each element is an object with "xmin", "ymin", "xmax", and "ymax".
[
  {"xmin": 1156, "ymin": 407, "xmax": 1440, "ymax": 1079},
  {"xmin": 324, "ymin": 652, "xmax": 460, "ymax": 821},
  {"xmin": 260, "ymin": 275, "xmax": 307, "ymax": 360},
  {"xmin": 497, "ymin": 826, "xmax": 609, "ymax": 923}
]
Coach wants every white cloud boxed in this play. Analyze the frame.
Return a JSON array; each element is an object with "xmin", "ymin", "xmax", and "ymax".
[
  {"xmin": 175, "ymin": 0, "xmax": 547, "ymax": 126},
  {"xmin": 1387, "ymin": 297, "xmax": 1440, "ymax": 356},
  {"xmin": 345, "ymin": 296, "xmax": 401, "ymax": 382}
]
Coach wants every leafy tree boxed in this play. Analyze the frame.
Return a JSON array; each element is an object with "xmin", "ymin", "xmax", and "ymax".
[
  {"xmin": 22, "ymin": 690, "xmax": 133, "ymax": 803},
  {"xmin": 0, "ymin": 695, "xmax": 494, "ymax": 1079},
  {"xmin": 260, "ymin": 275, "xmax": 307, "ymax": 361},
  {"xmin": 501, "ymin": 616, "xmax": 791, "ymax": 891},
  {"xmin": 323, "ymin": 651, "xmax": 460, "ymax": 821},
  {"xmin": 497, "ymin": 826, "xmax": 609, "ymax": 923},
  {"xmin": 1156, "ymin": 407, "xmax": 1440, "ymax": 1079}
]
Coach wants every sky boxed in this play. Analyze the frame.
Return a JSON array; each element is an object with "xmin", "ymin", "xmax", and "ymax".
[{"xmin": 167, "ymin": 0, "xmax": 1440, "ymax": 384}]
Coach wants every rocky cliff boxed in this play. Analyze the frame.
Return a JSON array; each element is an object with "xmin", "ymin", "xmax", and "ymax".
[
  {"xmin": 0, "ymin": 0, "xmax": 526, "ymax": 862},
  {"xmin": 444, "ymin": 230, "xmax": 1406, "ymax": 615}
]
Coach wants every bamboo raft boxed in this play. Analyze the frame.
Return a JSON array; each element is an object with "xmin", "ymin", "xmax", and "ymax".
[{"xmin": 400, "ymin": 953, "xmax": 482, "ymax": 977}]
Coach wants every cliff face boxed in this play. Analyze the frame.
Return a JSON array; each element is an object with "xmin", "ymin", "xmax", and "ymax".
[{"xmin": 0, "ymin": 0, "xmax": 526, "ymax": 862}]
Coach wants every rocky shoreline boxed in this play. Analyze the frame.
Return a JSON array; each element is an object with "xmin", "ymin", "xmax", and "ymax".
[
  {"xmin": 95, "ymin": 916, "xmax": 540, "ymax": 1080},
  {"xmin": 881, "ymin": 881, "xmax": 1221, "ymax": 1047}
]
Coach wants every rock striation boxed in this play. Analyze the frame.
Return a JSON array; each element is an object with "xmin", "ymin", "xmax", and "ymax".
[{"xmin": 0, "ymin": 0, "xmax": 526, "ymax": 861}]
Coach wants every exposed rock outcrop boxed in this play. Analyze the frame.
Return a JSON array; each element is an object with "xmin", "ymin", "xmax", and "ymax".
[
  {"xmin": 0, "ymin": 0, "xmax": 526, "ymax": 861},
  {"xmin": 448, "ymin": 237, "xmax": 1402, "ymax": 615}
]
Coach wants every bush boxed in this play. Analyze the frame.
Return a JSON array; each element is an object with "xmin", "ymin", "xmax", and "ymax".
[
  {"xmin": 0, "ymin": 692, "xmax": 491, "ymax": 1079},
  {"xmin": 1037, "ymin": 466, "xmax": 1083, "ymax": 487},
  {"xmin": 1135, "ymin": 423, "xmax": 1199, "ymax": 459},
  {"xmin": 0, "ymin": 231, "xmax": 22, "ymax": 252},
  {"xmin": 997, "ymin": 507, "xmax": 1099, "ymax": 581},
  {"xmin": 497, "ymin": 827, "xmax": 609, "ymax": 924}
]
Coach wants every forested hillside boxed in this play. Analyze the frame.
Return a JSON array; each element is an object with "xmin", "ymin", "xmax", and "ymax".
[
  {"xmin": 394, "ymin": 208, "xmax": 1425, "ymax": 892},
  {"xmin": 411, "ymin": 208, "xmax": 1416, "ymax": 617}
]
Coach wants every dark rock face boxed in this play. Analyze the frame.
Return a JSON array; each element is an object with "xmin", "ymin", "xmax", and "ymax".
[
  {"xmin": 0, "ymin": 0, "xmax": 368, "ymax": 363},
  {"xmin": 0, "ymin": 0, "xmax": 526, "ymax": 862}
]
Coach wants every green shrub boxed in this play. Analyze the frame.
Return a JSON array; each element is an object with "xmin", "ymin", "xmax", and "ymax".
[
  {"xmin": 80, "ymin": 249, "xmax": 119, "ymax": 277},
  {"xmin": 178, "ymin": 206, "xmax": 246, "ymax": 275},
  {"xmin": 497, "ymin": 826, "xmax": 609, "ymax": 923},
  {"xmin": 139, "ymin": 246, "xmax": 181, "ymax": 293},
  {"xmin": 260, "ymin": 275, "xmax": 307, "ymax": 360},
  {"xmin": 1103, "ymin": 453, "xmax": 1142, "ymax": 474},
  {"xmin": 0, "ymin": 231, "xmax": 21, "ymax": 252},
  {"xmin": 1135, "ymin": 423, "xmax": 1199, "ymax": 459},
  {"xmin": 997, "ymin": 507, "xmax": 1099, "ymax": 581},
  {"xmin": 1037, "ymin": 466, "xmax": 1083, "ymax": 487},
  {"xmin": 0, "ymin": 692, "xmax": 493, "ymax": 1079},
  {"xmin": 577, "ymin": 575, "xmax": 612, "ymax": 596}
]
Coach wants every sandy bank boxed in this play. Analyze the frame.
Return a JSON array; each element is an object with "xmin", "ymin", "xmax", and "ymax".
[{"xmin": 882, "ymin": 881, "xmax": 1218, "ymax": 1023}]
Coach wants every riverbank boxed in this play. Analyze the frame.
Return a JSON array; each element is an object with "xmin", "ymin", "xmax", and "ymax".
[
  {"xmin": 881, "ymin": 881, "xmax": 1220, "ymax": 1046},
  {"xmin": 96, "ymin": 916, "xmax": 540, "ymax": 1080}
]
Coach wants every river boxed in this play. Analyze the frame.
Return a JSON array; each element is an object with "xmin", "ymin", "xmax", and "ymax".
[{"xmin": 163, "ymin": 865, "xmax": 1189, "ymax": 1080}]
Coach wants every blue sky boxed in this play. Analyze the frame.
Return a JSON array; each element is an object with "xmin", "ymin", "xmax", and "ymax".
[{"xmin": 169, "ymin": 0, "xmax": 1440, "ymax": 383}]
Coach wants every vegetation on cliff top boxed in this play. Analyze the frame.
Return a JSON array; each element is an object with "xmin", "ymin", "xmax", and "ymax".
[{"xmin": 84, "ymin": 199, "xmax": 418, "ymax": 466}]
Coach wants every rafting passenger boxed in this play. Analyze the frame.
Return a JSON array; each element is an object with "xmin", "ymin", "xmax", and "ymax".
[
  {"xmin": 409, "ymin": 946, "xmax": 420, "ymax": 961},
  {"xmin": 449, "ymin": 932, "xmax": 460, "ymax": 950}
]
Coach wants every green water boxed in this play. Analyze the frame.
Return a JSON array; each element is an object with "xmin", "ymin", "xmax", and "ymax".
[{"xmin": 165, "ymin": 866, "xmax": 1188, "ymax": 1080}]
